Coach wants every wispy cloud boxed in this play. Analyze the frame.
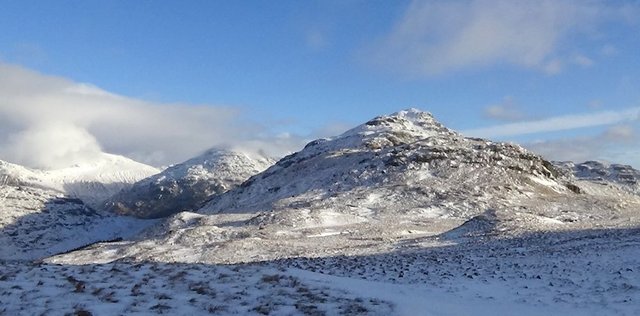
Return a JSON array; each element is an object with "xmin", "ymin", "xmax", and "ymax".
[
  {"xmin": 468, "ymin": 105, "xmax": 640, "ymax": 167},
  {"xmin": 571, "ymin": 54, "xmax": 594, "ymax": 67},
  {"xmin": 0, "ymin": 63, "xmax": 304, "ymax": 169},
  {"xmin": 483, "ymin": 96, "xmax": 528, "ymax": 122},
  {"xmin": 525, "ymin": 124, "xmax": 639, "ymax": 166},
  {"xmin": 369, "ymin": 0, "xmax": 638, "ymax": 76},
  {"xmin": 464, "ymin": 107, "xmax": 640, "ymax": 138},
  {"xmin": 305, "ymin": 29, "xmax": 329, "ymax": 51}
]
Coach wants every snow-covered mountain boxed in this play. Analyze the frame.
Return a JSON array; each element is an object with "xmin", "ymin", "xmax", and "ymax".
[
  {"xmin": 105, "ymin": 148, "xmax": 275, "ymax": 218},
  {"xmin": 202, "ymin": 109, "xmax": 574, "ymax": 221},
  {"xmin": 54, "ymin": 109, "xmax": 640, "ymax": 266},
  {"xmin": 554, "ymin": 160, "xmax": 640, "ymax": 194},
  {"xmin": 8, "ymin": 109, "xmax": 640, "ymax": 315},
  {"xmin": 0, "ymin": 154, "xmax": 159, "ymax": 260},
  {"xmin": 0, "ymin": 183, "xmax": 155, "ymax": 260},
  {"xmin": 0, "ymin": 153, "xmax": 159, "ymax": 208}
]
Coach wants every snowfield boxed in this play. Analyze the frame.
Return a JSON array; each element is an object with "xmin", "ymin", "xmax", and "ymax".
[
  {"xmin": 3, "ymin": 227, "xmax": 639, "ymax": 315},
  {"xmin": 2, "ymin": 109, "xmax": 640, "ymax": 315}
]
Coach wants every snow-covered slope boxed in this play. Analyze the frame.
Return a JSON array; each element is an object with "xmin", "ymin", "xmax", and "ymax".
[
  {"xmin": 14, "ymin": 109, "xmax": 640, "ymax": 315},
  {"xmin": 8, "ymin": 229, "xmax": 640, "ymax": 316},
  {"xmin": 0, "ymin": 153, "xmax": 159, "ymax": 208},
  {"xmin": 0, "ymin": 154, "xmax": 159, "ymax": 260},
  {"xmin": 105, "ymin": 148, "xmax": 274, "ymax": 218},
  {"xmin": 0, "ymin": 184, "xmax": 155, "ymax": 260},
  {"xmin": 202, "ymin": 109, "xmax": 571, "ymax": 221}
]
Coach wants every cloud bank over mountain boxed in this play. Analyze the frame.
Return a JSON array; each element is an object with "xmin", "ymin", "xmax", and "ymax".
[
  {"xmin": 1, "ymin": 60, "xmax": 638, "ymax": 170},
  {"xmin": 0, "ymin": 63, "xmax": 305, "ymax": 169}
]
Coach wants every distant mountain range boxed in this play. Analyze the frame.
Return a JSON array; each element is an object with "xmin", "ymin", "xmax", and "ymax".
[{"xmin": 2, "ymin": 109, "xmax": 640, "ymax": 262}]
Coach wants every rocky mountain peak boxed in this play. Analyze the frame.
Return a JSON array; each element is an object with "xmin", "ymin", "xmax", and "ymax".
[
  {"xmin": 351, "ymin": 108, "xmax": 452, "ymax": 139},
  {"xmin": 202, "ymin": 109, "xmax": 565, "ymax": 221},
  {"xmin": 304, "ymin": 109, "xmax": 458, "ymax": 155},
  {"xmin": 106, "ymin": 147, "xmax": 275, "ymax": 219}
]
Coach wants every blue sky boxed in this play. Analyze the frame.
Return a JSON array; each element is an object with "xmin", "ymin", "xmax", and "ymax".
[{"xmin": 0, "ymin": 0, "xmax": 639, "ymax": 168}]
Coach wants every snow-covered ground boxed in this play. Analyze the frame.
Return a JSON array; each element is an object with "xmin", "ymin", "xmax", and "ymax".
[
  {"xmin": 3, "ymin": 226, "xmax": 639, "ymax": 315},
  {"xmin": 0, "ymin": 261, "xmax": 394, "ymax": 315}
]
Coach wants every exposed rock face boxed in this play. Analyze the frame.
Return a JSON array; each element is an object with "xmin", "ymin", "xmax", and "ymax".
[{"xmin": 106, "ymin": 149, "xmax": 275, "ymax": 219}]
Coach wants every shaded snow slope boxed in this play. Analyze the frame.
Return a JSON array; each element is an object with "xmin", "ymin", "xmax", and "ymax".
[
  {"xmin": 0, "ymin": 154, "xmax": 159, "ymax": 260},
  {"xmin": 106, "ymin": 148, "xmax": 274, "ymax": 218},
  {"xmin": 0, "ymin": 182, "xmax": 156, "ymax": 261}
]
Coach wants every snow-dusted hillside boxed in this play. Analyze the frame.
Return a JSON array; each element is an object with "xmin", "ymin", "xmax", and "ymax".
[
  {"xmin": 0, "ymin": 153, "xmax": 159, "ymax": 208},
  {"xmin": 0, "ymin": 184, "xmax": 155, "ymax": 260},
  {"xmin": 6, "ymin": 228, "xmax": 640, "ymax": 316},
  {"xmin": 4, "ymin": 109, "xmax": 640, "ymax": 315},
  {"xmin": 201, "ymin": 109, "xmax": 589, "ymax": 225},
  {"xmin": 106, "ymin": 148, "xmax": 274, "ymax": 218},
  {"xmin": 0, "ymin": 154, "xmax": 159, "ymax": 260},
  {"xmin": 53, "ymin": 109, "xmax": 640, "ymax": 266}
]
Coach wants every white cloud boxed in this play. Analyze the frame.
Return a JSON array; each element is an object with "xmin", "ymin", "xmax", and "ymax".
[
  {"xmin": 464, "ymin": 107, "xmax": 640, "ymax": 138},
  {"xmin": 5, "ymin": 124, "xmax": 103, "ymax": 170},
  {"xmin": 0, "ymin": 63, "xmax": 304, "ymax": 169},
  {"xmin": 483, "ymin": 96, "xmax": 527, "ymax": 122},
  {"xmin": 525, "ymin": 124, "xmax": 639, "ymax": 167},
  {"xmin": 370, "ymin": 0, "xmax": 637, "ymax": 76},
  {"xmin": 542, "ymin": 59, "xmax": 564, "ymax": 75},
  {"xmin": 603, "ymin": 124, "xmax": 635, "ymax": 141},
  {"xmin": 571, "ymin": 54, "xmax": 594, "ymax": 67}
]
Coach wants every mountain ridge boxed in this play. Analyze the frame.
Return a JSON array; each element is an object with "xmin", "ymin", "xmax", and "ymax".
[
  {"xmin": 105, "ymin": 148, "xmax": 275, "ymax": 218},
  {"xmin": 201, "ymin": 109, "xmax": 567, "ymax": 219},
  {"xmin": 0, "ymin": 153, "xmax": 159, "ymax": 207},
  {"xmin": 46, "ymin": 109, "xmax": 640, "ymax": 266}
]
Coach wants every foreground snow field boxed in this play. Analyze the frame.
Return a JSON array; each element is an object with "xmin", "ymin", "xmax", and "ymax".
[{"xmin": 2, "ymin": 227, "xmax": 639, "ymax": 315}]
